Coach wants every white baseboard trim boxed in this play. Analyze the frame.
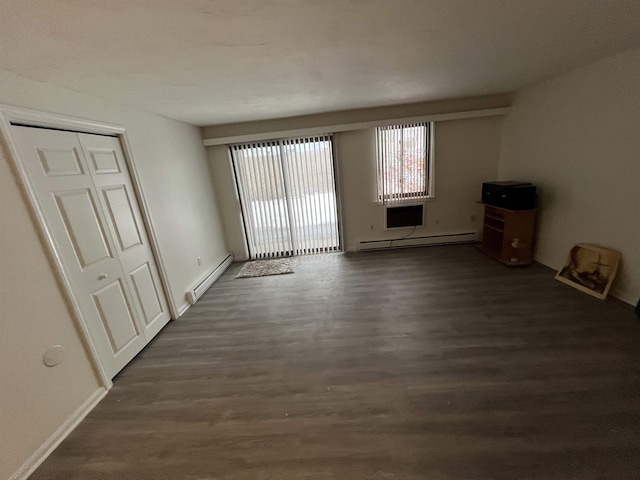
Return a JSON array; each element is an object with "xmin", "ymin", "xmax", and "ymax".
[
  {"xmin": 184, "ymin": 252, "xmax": 233, "ymax": 307},
  {"xmin": 176, "ymin": 301, "xmax": 191, "ymax": 317},
  {"xmin": 356, "ymin": 232, "xmax": 479, "ymax": 251},
  {"xmin": 10, "ymin": 386, "xmax": 108, "ymax": 480},
  {"xmin": 611, "ymin": 289, "xmax": 637, "ymax": 306},
  {"xmin": 532, "ymin": 254, "xmax": 553, "ymax": 268}
]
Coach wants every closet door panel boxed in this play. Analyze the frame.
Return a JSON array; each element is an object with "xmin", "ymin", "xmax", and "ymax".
[
  {"xmin": 101, "ymin": 185, "xmax": 143, "ymax": 252},
  {"xmin": 53, "ymin": 189, "xmax": 113, "ymax": 269},
  {"xmin": 92, "ymin": 279, "xmax": 140, "ymax": 354},
  {"xmin": 79, "ymin": 133, "xmax": 170, "ymax": 340},
  {"xmin": 129, "ymin": 262, "xmax": 164, "ymax": 326}
]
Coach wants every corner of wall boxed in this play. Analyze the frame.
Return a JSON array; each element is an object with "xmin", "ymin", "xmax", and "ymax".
[{"xmin": 503, "ymin": 46, "xmax": 640, "ymax": 305}]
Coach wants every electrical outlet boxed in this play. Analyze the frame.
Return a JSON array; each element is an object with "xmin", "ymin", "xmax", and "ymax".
[
  {"xmin": 470, "ymin": 214, "xmax": 476, "ymax": 222},
  {"xmin": 369, "ymin": 224, "xmax": 374, "ymax": 231},
  {"xmin": 434, "ymin": 218, "xmax": 439, "ymax": 225},
  {"xmin": 197, "ymin": 256, "xmax": 202, "ymax": 266}
]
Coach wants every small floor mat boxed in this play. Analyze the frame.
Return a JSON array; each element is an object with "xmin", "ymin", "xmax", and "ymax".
[{"xmin": 235, "ymin": 258, "xmax": 296, "ymax": 278}]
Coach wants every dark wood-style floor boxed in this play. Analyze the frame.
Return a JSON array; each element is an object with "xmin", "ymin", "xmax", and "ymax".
[{"xmin": 30, "ymin": 245, "xmax": 640, "ymax": 480}]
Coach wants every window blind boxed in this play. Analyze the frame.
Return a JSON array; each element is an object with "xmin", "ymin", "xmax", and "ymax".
[
  {"xmin": 376, "ymin": 122, "xmax": 431, "ymax": 205},
  {"xmin": 231, "ymin": 136, "xmax": 340, "ymax": 259}
]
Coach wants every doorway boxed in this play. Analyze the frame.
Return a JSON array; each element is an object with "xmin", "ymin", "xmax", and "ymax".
[{"xmin": 230, "ymin": 136, "xmax": 341, "ymax": 259}]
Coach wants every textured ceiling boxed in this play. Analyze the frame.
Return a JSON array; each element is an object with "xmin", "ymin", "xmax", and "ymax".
[{"xmin": 1, "ymin": 0, "xmax": 639, "ymax": 126}]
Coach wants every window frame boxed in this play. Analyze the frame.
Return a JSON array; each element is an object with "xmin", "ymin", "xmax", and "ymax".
[{"xmin": 375, "ymin": 122, "xmax": 435, "ymax": 205}]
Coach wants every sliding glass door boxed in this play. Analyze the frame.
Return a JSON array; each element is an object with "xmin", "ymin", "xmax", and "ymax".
[{"xmin": 231, "ymin": 136, "xmax": 341, "ymax": 259}]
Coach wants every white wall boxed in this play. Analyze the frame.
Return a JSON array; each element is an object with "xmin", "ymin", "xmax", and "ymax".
[
  {"xmin": 0, "ymin": 69, "xmax": 227, "ymax": 479},
  {"xmin": 499, "ymin": 47, "xmax": 640, "ymax": 305},
  {"xmin": 0, "ymin": 159, "xmax": 103, "ymax": 479},
  {"xmin": 208, "ymin": 116, "xmax": 504, "ymax": 257},
  {"xmin": 208, "ymin": 146, "xmax": 249, "ymax": 259}
]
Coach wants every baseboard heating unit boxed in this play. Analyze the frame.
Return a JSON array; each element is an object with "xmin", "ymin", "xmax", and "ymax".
[
  {"xmin": 186, "ymin": 252, "xmax": 233, "ymax": 305},
  {"xmin": 357, "ymin": 232, "xmax": 478, "ymax": 251}
]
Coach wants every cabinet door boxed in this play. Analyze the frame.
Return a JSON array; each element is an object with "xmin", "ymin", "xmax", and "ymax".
[{"xmin": 502, "ymin": 210, "xmax": 536, "ymax": 264}]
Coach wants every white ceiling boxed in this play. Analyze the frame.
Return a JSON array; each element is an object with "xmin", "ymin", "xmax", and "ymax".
[{"xmin": 1, "ymin": 1, "xmax": 639, "ymax": 126}]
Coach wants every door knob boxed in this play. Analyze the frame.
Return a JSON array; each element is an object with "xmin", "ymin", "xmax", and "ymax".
[{"xmin": 98, "ymin": 273, "xmax": 108, "ymax": 280}]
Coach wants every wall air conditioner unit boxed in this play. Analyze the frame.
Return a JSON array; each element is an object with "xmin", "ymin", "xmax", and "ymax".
[{"xmin": 386, "ymin": 204, "xmax": 424, "ymax": 229}]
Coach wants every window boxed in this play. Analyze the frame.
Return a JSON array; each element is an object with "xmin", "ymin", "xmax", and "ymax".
[
  {"xmin": 230, "ymin": 136, "xmax": 340, "ymax": 259},
  {"xmin": 376, "ymin": 122, "xmax": 433, "ymax": 204}
]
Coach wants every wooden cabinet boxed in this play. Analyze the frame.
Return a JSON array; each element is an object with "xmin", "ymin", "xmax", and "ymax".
[{"xmin": 478, "ymin": 203, "xmax": 538, "ymax": 266}]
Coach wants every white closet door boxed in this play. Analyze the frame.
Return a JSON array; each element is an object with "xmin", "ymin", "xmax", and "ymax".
[
  {"xmin": 12, "ymin": 126, "xmax": 169, "ymax": 377},
  {"xmin": 78, "ymin": 133, "xmax": 170, "ymax": 340}
]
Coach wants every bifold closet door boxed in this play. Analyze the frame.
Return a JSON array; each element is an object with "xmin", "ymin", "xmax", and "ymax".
[
  {"xmin": 78, "ymin": 133, "xmax": 169, "ymax": 341},
  {"xmin": 12, "ymin": 126, "xmax": 170, "ymax": 377}
]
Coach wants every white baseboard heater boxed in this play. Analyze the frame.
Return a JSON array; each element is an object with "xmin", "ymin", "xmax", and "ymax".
[
  {"xmin": 186, "ymin": 252, "xmax": 233, "ymax": 305},
  {"xmin": 358, "ymin": 232, "xmax": 478, "ymax": 251}
]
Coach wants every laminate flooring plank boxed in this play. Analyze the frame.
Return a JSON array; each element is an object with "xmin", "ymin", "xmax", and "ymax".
[{"xmin": 29, "ymin": 245, "xmax": 640, "ymax": 480}]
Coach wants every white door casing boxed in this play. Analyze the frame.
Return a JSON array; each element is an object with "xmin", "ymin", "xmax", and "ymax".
[{"xmin": 11, "ymin": 126, "xmax": 170, "ymax": 377}]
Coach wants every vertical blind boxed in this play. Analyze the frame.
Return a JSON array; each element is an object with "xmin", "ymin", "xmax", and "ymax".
[
  {"xmin": 231, "ymin": 136, "xmax": 340, "ymax": 259},
  {"xmin": 376, "ymin": 122, "xmax": 431, "ymax": 205}
]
